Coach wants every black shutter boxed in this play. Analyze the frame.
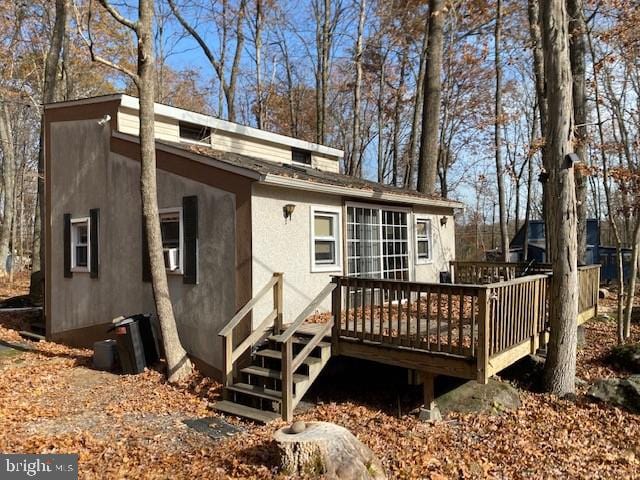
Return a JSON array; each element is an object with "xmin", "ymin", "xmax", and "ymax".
[
  {"xmin": 63, "ymin": 213, "xmax": 72, "ymax": 278},
  {"xmin": 183, "ymin": 196, "xmax": 198, "ymax": 284},
  {"xmin": 142, "ymin": 217, "xmax": 152, "ymax": 282},
  {"xmin": 90, "ymin": 208, "xmax": 100, "ymax": 278}
]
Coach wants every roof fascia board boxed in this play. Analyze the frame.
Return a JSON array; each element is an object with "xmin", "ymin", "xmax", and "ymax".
[
  {"xmin": 261, "ymin": 174, "xmax": 464, "ymax": 209},
  {"xmin": 43, "ymin": 94, "xmax": 124, "ymax": 110},
  {"xmin": 112, "ymin": 131, "xmax": 263, "ymax": 181},
  {"xmin": 119, "ymin": 95, "xmax": 344, "ymax": 159}
]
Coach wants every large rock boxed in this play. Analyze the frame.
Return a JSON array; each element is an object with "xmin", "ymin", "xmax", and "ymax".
[
  {"xmin": 437, "ymin": 379, "xmax": 521, "ymax": 416},
  {"xmin": 273, "ymin": 421, "xmax": 386, "ymax": 479},
  {"xmin": 588, "ymin": 376, "xmax": 640, "ymax": 413},
  {"xmin": 608, "ymin": 343, "xmax": 640, "ymax": 373}
]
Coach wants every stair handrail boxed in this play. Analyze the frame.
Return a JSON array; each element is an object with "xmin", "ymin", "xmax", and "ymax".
[
  {"xmin": 218, "ymin": 272, "xmax": 284, "ymax": 388},
  {"xmin": 272, "ymin": 281, "xmax": 336, "ymax": 421}
]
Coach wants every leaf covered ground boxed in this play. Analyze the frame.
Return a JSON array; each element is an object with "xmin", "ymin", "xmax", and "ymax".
[{"xmin": 0, "ymin": 279, "xmax": 639, "ymax": 479}]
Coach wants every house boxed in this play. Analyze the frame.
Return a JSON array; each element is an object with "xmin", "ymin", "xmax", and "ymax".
[
  {"xmin": 508, "ymin": 218, "xmax": 631, "ymax": 282},
  {"xmin": 44, "ymin": 94, "xmax": 463, "ymax": 378}
]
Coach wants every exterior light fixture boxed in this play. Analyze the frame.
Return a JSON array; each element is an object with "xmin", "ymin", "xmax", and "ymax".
[
  {"xmin": 283, "ymin": 204, "xmax": 296, "ymax": 221},
  {"xmin": 440, "ymin": 216, "xmax": 448, "ymax": 226}
]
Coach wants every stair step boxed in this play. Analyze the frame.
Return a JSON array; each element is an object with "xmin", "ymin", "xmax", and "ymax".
[
  {"xmin": 211, "ymin": 400, "xmax": 280, "ymax": 423},
  {"xmin": 268, "ymin": 335, "xmax": 331, "ymax": 349},
  {"xmin": 255, "ymin": 349, "xmax": 322, "ymax": 366},
  {"xmin": 240, "ymin": 365, "xmax": 308, "ymax": 383},
  {"xmin": 226, "ymin": 382, "xmax": 285, "ymax": 402}
]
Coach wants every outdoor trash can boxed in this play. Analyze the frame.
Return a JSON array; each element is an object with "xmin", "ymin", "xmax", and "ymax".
[
  {"xmin": 109, "ymin": 317, "xmax": 146, "ymax": 374},
  {"xmin": 93, "ymin": 339, "xmax": 117, "ymax": 371}
]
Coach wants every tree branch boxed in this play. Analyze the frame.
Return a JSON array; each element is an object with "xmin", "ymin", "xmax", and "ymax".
[{"xmin": 96, "ymin": 0, "xmax": 138, "ymax": 32}]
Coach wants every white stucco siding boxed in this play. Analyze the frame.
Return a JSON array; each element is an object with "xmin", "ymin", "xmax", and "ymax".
[
  {"xmin": 412, "ymin": 206, "xmax": 456, "ymax": 283},
  {"xmin": 251, "ymin": 184, "xmax": 344, "ymax": 326}
]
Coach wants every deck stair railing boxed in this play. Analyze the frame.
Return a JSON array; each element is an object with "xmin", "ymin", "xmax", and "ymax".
[
  {"xmin": 450, "ymin": 261, "xmax": 552, "ymax": 285},
  {"xmin": 272, "ymin": 281, "xmax": 336, "ymax": 420},
  {"xmin": 218, "ymin": 272, "xmax": 284, "ymax": 389}
]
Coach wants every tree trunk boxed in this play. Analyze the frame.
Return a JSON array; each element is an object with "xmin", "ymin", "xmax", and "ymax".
[
  {"xmin": 350, "ymin": 0, "xmax": 366, "ymax": 177},
  {"xmin": 623, "ymin": 218, "xmax": 640, "ymax": 340},
  {"xmin": 494, "ymin": 0, "xmax": 509, "ymax": 261},
  {"xmin": 567, "ymin": 0, "xmax": 588, "ymax": 265},
  {"xmin": 392, "ymin": 48, "xmax": 408, "ymax": 186},
  {"xmin": 417, "ymin": 0, "xmax": 445, "ymax": 195},
  {"xmin": 30, "ymin": 0, "xmax": 67, "ymax": 302},
  {"xmin": 136, "ymin": 0, "xmax": 193, "ymax": 383},
  {"xmin": 541, "ymin": 0, "xmax": 578, "ymax": 395},
  {"xmin": 0, "ymin": 105, "xmax": 15, "ymax": 277}
]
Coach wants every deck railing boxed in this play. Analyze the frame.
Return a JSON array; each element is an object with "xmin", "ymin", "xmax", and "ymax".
[
  {"xmin": 332, "ymin": 276, "xmax": 482, "ymax": 358},
  {"xmin": 451, "ymin": 260, "xmax": 552, "ymax": 285},
  {"xmin": 578, "ymin": 264, "xmax": 600, "ymax": 320}
]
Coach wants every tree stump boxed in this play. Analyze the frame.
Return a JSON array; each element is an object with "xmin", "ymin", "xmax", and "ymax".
[{"xmin": 273, "ymin": 421, "xmax": 386, "ymax": 479}]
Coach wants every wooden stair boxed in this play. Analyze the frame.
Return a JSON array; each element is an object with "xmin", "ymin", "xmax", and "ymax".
[{"xmin": 212, "ymin": 332, "xmax": 331, "ymax": 423}]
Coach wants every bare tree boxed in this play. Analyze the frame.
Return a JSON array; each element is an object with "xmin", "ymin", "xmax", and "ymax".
[
  {"xmin": 348, "ymin": 0, "xmax": 366, "ymax": 176},
  {"xmin": 417, "ymin": 0, "xmax": 445, "ymax": 194},
  {"xmin": 80, "ymin": 0, "xmax": 193, "ymax": 382},
  {"xmin": 494, "ymin": 0, "xmax": 508, "ymax": 260},
  {"xmin": 541, "ymin": 0, "xmax": 578, "ymax": 395},
  {"xmin": 168, "ymin": 0, "xmax": 247, "ymax": 122}
]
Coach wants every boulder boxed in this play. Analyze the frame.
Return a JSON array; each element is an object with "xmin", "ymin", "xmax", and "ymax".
[
  {"xmin": 608, "ymin": 343, "xmax": 640, "ymax": 373},
  {"xmin": 588, "ymin": 376, "xmax": 640, "ymax": 413},
  {"xmin": 273, "ymin": 421, "xmax": 386, "ymax": 479},
  {"xmin": 437, "ymin": 379, "xmax": 521, "ymax": 416}
]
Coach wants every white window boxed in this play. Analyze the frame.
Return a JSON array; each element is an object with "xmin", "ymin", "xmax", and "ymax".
[
  {"xmin": 71, "ymin": 217, "xmax": 90, "ymax": 272},
  {"xmin": 346, "ymin": 204, "xmax": 411, "ymax": 281},
  {"xmin": 415, "ymin": 216, "xmax": 432, "ymax": 264},
  {"xmin": 310, "ymin": 207, "xmax": 341, "ymax": 272},
  {"xmin": 160, "ymin": 208, "xmax": 183, "ymax": 273}
]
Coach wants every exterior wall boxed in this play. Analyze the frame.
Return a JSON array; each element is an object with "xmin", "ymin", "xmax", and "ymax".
[
  {"xmin": 116, "ymin": 106, "xmax": 341, "ymax": 173},
  {"xmin": 412, "ymin": 206, "xmax": 457, "ymax": 283},
  {"xmin": 49, "ymin": 119, "xmax": 237, "ymax": 372},
  {"xmin": 251, "ymin": 184, "xmax": 344, "ymax": 325},
  {"xmin": 251, "ymin": 184, "xmax": 458, "ymax": 326},
  {"xmin": 118, "ymin": 107, "xmax": 179, "ymax": 142}
]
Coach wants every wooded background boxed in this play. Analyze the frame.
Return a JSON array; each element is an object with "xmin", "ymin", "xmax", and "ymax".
[{"xmin": 0, "ymin": 0, "xmax": 638, "ymax": 279}]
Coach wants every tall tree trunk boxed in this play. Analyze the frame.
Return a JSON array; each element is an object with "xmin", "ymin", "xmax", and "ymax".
[
  {"xmin": 541, "ymin": 0, "xmax": 578, "ymax": 395},
  {"xmin": 527, "ymin": 0, "xmax": 551, "ymax": 260},
  {"xmin": 136, "ymin": 0, "xmax": 192, "ymax": 382},
  {"xmin": 405, "ymin": 23, "xmax": 429, "ymax": 189},
  {"xmin": 392, "ymin": 48, "xmax": 408, "ymax": 186},
  {"xmin": 254, "ymin": 0, "xmax": 264, "ymax": 129},
  {"xmin": 377, "ymin": 43, "xmax": 386, "ymax": 183},
  {"xmin": 0, "ymin": 105, "xmax": 15, "ymax": 277},
  {"xmin": 567, "ymin": 0, "xmax": 588, "ymax": 265},
  {"xmin": 350, "ymin": 0, "xmax": 365, "ymax": 177},
  {"xmin": 417, "ymin": 0, "xmax": 444, "ymax": 194},
  {"xmin": 30, "ymin": 0, "xmax": 67, "ymax": 302},
  {"xmin": 494, "ymin": 0, "xmax": 509, "ymax": 261}
]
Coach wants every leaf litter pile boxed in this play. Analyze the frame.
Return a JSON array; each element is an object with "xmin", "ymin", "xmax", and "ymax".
[{"xmin": 0, "ymin": 280, "xmax": 639, "ymax": 478}]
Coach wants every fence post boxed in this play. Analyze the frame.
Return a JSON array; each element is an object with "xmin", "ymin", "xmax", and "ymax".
[
  {"xmin": 477, "ymin": 287, "xmax": 491, "ymax": 384},
  {"xmin": 273, "ymin": 272, "xmax": 284, "ymax": 334},
  {"xmin": 331, "ymin": 277, "xmax": 341, "ymax": 355}
]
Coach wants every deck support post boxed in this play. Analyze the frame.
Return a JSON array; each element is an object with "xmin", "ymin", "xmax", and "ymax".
[
  {"xmin": 418, "ymin": 372, "xmax": 441, "ymax": 422},
  {"xmin": 331, "ymin": 277, "xmax": 341, "ymax": 355},
  {"xmin": 281, "ymin": 339, "xmax": 294, "ymax": 422},
  {"xmin": 273, "ymin": 272, "xmax": 284, "ymax": 335}
]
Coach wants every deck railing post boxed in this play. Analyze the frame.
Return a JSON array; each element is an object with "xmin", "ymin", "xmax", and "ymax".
[
  {"xmin": 223, "ymin": 334, "xmax": 233, "ymax": 398},
  {"xmin": 281, "ymin": 338, "xmax": 293, "ymax": 422},
  {"xmin": 477, "ymin": 287, "xmax": 491, "ymax": 384},
  {"xmin": 331, "ymin": 277, "xmax": 341, "ymax": 355},
  {"xmin": 273, "ymin": 272, "xmax": 284, "ymax": 334}
]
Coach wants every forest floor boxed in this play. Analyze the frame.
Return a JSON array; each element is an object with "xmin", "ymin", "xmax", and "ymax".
[{"xmin": 0, "ymin": 276, "xmax": 639, "ymax": 479}]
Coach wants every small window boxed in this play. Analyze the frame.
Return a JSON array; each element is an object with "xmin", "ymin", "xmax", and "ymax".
[
  {"xmin": 311, "ymin": 208, "xmax": 341, "ymax": 272},
  {"xmin": 71, "ymin": 218, "xmax": 90, "ymax": 272},
  {"xmin": 179, "ymin": 121, "xmax": 211, "ymax": 144},
  {"xmin": 292, "ymin": 148, "xmax": 311, "ymax": 165},
  {"xmin": 415, "ymin": 217, "xmax": 432, "ymax": 264},
  {"xmin": 160, "ymin": 209, "xmax": 183, "ymax": 273}
]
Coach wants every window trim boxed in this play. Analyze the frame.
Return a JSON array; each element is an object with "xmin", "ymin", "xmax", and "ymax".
[
  {"xmin": 414, "ymin": 215, "xmax": 433, "ymax": 265},
  {"xmin": 310, "ymin": 206, "xmax": 342, "ymax": 273},
  {"xmin": 159, "ymin": 207, "xmax": 184, "ymax": 275},
  {"xmin": 70, "ymin": 217, "xmax": 90, "ymax": 273}
]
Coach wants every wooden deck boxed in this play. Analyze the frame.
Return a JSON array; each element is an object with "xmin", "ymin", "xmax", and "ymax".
[{"xmin": 217, "ymin": 263, "xmax": 601, "ymax": 422}]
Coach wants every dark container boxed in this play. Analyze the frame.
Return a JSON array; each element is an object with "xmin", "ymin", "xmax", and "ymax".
[
  {"xmin": 109, "ymin": 318, "xmax": 146, "ymax": 374},
  {"xmin": 439, "ymin": 271, "xmax": 452, "ymax": 284},
  {"xmin": 131, "ymin": 313, "xmax": 160, "ymax": 366}
]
